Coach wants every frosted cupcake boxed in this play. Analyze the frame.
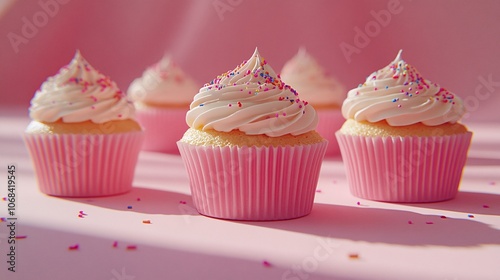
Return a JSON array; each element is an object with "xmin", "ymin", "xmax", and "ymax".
[
  {"xmin": 336, "ymin": 50, "xmax": 472, "ymax": 202},
  {"xmin": 281, "ymin": 48, "xmax": 346, "ymax": 156},
  {"xmin": 24, "ymin": 50, "xmax": 144, "ymax": 197},
  {"xmin": 127, "ymin": 55, "xmax": 199, "ymax": 153},
  {"xmin": 177, "ymin": 48, "xmax": 328, "ymax": 220}
]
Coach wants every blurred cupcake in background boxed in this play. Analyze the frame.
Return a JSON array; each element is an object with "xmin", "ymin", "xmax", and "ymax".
[
  {"xmin": 24, "ymin": 50, "xmax": 144, "ymax": 197},
  {"xmin": 128, "ymin": 55, "xmax": 199, "ymax": 153},
  {"xmin": 336, "ymin": 50, "xmax": 472, "ymax": 203},
  {"xmin": 281, "ymin": 48, "xmax": 346, "ymax": 156}
]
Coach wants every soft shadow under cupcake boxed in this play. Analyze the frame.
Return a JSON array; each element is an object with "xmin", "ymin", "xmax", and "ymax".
[
  {"xmin": 237, "ymin": 203, "xmax": 500, "ymax": 247},
  {"xmin": 62, "ymin": 186, "xmax": 198, "ymax": 216}
]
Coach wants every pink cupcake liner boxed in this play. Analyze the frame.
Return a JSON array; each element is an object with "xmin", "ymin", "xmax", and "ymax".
[
  {"xmin": 136, "ymin": 107, "xmax": 188, "ymax": 154},
  {"xmin": 336, "ymin": 131, "xmax": 472, "ymax": 202},
  {"xmin": 177, "ymin": 140, "xmax": 328, "ymax": 220},
  {"xmin": 23, "ymin": 131, "xmax": 144, "ymax": 197},
  {"xmin": 315, "ymin": 109, "xmax": 344, "ymax": 157}
]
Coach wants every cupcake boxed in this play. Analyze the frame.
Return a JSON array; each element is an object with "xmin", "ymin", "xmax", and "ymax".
[
  {"xmin": 336, "ymin": 50, "xmax": 472, "ymax": 202},
  {"xmin": 127, "ymin": 55, "xmax": 199, "ymax": 153},
  {"xmin": 177, "ymin": 48, "xmax": 328, "ymax": 220},
  {"xmin": 24, "ymin": 50, "xmax": 144, "ymax": 197},
  {"xmin": 281, "ymin": 48, "xmax": 346, "ymax": 156}
]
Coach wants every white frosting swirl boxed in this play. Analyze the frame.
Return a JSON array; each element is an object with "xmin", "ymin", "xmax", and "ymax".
[
  {"xmin": 342, "ymin": 50, "xmax": 465, "ymax": 126},
  {"xmin": 281, "ymin": 48, "xmax": 345, "ymax": 106},
  {"xmin": 29, "ymin": 50, "xmax": 136, "ymax": 123},
  {"xmin": 186, "ymin": 48, "xmax": 318, "ymax": 137},
  {"xmin": 127, "ymin": 55, "xmax": 199, "ymax": 106}
]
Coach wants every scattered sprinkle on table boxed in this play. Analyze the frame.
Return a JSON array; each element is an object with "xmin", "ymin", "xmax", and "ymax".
[
  {"xmin": 113, "ymin": 241, "xmax": 118, "ymax": 248},
  {"xmin": 483, "ymin": 205, "xmax": 490, "ymax": 208},
  {"xmin": 315, "ymin": 189, "xmax": 322, "ymax": 193},
  {"xmin": 425, "ymin": 222, "xmax": 434, "ymax": 225},
  {"xmin": 15, "ymin": 235, "xmax": 27, "ymax": 239},
  {"xmin": 348, "ymin": 253, "xmax": 360, "ymax": 260},
  {"xmin": 142, "ymin": 220, "xmax": 152, "ymax": 224},
  {"xmin": 440, "ymin": 216, "xmax": 447, "ymax": 219},
  {"xmin": 137, "ymin": 197, "xmax": 141, "ymax": 201},
  {"xmin": 68, "ymin": 244, "xmax": 79, "ymax": 250},
  {"xmin": 262, "ymin": 260, "xmax": 272, "ymax": 267},
  {"xmin": 179, "ymin": 201, "xmax": 187, "ymax": 204},
  {"xmin": 126, "ymin": 245, "xmax": 137, "ymax": 250},
  {"xmin": 2, "ymin": 197, "xmax": 6, "ymax": 201},
  {"xmin": 127, "ymin": 205, "xmax": 133, "ymax": 209},
  {"xmin": 468, "ymin": 214, "xmax": 475, "ymax": 218},
  {"xmin": 408, "ymin": 220, "xmax": 413, "ymax": 225}
]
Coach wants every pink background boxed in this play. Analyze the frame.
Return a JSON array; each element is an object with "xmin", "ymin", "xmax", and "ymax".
[{"xmin": 1, "ymin": 0, "xmax": 499, "ymax": 123}]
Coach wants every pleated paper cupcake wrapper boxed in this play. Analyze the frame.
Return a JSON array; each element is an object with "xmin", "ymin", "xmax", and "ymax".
[
  {"xmin": 23, "ymin": 131, "xmax": 144, "ymax": 197},
  {"xmin": 136, "ymin": 107, "xmax": 188, "ymax": 154},
  {"xmin": 336, "ymin": 132, "xmax": 472, "ymax": 202},
  {"xmin": 315, "ymin": 109, "xmax": 344, "ymax": 157},
  {"xmin": 177, "ymin": 141, "xmax": 328, "ymax": 220}
]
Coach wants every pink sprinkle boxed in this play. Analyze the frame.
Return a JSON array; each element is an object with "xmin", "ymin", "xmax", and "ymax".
[
  {"xmin": 408, "ymin": 220, "xmax": 413, "ymax": 225},
  {"xmin": 489, "ymin": 181, "xmax": 496, "ymax": 185},
  {"xmin": 483, "ymin": 205, "xmax": 490, "ymax": 208},
  {"xmin": 126, "ymin": 245, "xmax": 137, "ymax": 250},
  {"xmin": 137, "ymin": 197, "xmax": 141, "ymax": 201},
  {"xmin": 357, "ymin": 202, "xmax": 361, "ymax": 206},
  {"xmin": 228, "ymin": 104, "xmax": 232, "ymax": 107},
  {"xmin": 2, "ymin": 197, "xmax": 6, "ymax": 201},
  {"xmin": 426, "ymin": 222, "xmax": 434, "ymax": 225},
  {"xmin": 440, "ymin": 216, "xmax": 447, "ymax": 219},
  {"xmin": 374, "ymin": 88, "xmax": 378, "ymax": 91},
  {"xmin": 179, "ymin": 201, "xmax": 187, "ymax": 204},
  {"xmin": 78, "ymin": 214, "xmax": 84, "ymax": 218},
  {"xmin": 398, "ymin": 104, "xmax": 402, "ymax": 108},
  {"xmin": 79, "ymin": 211, "xmax": 87, "ymax": 215},
  {"xmin": 117, "ymin": 114, "xmax": 122, "ymax": 118},
  {"xmin": 15, "ymin": 235, "xmax": 27, "ymax": 239},
  {"xmin": 113, "ymin": 241, "xmax": 118, "ymax": 248},
  {"xmin": 68, "ymin": 244, "xmax": 79, "ymax": 250},
  {"xmin": 315, "ymin": 189, "xmax": 322, "ymax": 193},
  {"xmin": 262, "ymin": 260, "xmax": 272, "ymax": 267}
]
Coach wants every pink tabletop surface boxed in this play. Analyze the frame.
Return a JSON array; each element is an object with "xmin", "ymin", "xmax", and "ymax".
[{"xmin": 0, "ymin": 108, "xmax": 499, "ymax": 280}]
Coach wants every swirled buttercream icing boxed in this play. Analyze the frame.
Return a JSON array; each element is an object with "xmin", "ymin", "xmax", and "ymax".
[
  {"xmin": 186, "ymin": 48, "xmax": 318, "ymax": 137},
  {"xmin": 29, "ymin": 50, "xmax": 136, "ymax": 123},
  {"xmin": 281, "ymin": 48, "xmax": 345, "ymax": 107},
  {"xmin": 127, "ymin": 55, "xmax": 199, "ymax": 106},
  {"xmin": 342, "ymin": 50, "xmax": 465, "ymax": 126}
]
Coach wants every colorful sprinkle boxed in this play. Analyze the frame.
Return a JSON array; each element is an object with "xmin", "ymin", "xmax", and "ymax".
[
  {"xmin": 15, "ymin": 235, "xmax": 27, "ymax": 239},
  {"xmin": 112, "ymin": 241, "xmax": 118, "ymax": 248},
  {"xmin": 440, "ymin": 216, "xmax": 447, "ymax": 219},
  {"xmin": 126, "ymin": 245, "xmax": 137, "ymax": 250},
  {"xmin": 468, "ymin": 214, "xmax": 475, "ymax": 218},
  {"xmin": 262, "ymin": 260, "xmax": 272, "ymax": 267},
  {"xmin": 127, "ymin": 206, "xmax": 133, "ymax": 209},
  {"xmin": 408, "ymin": 220, "xmax": 413, "ymax": 225},
  {"xmin": 483, "ymin": 205, "xmax": 490, "ymax": 208},
  {"xmin": 137, "ymin": 197, "xmax": 141, "ymax": 201},
  {"xmin": 179, "ymin": 201, "xmax": 187, "ymax": 204},
  {"xmin": 142, "ymin": 220, "xmax": 152, "ymax": 224},
  {"xmin": 68, "ymin": 244, "xmax": 79, "ymax": 250},
  {"xmin": 425, "ymin": 222, "xmax": 434, "ymax": 225}
]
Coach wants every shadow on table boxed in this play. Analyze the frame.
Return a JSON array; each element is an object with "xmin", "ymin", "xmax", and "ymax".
[
  {"xmin": 15, "ymin": 224, "xmax": 334, "ymax": 280},
  {"xmin": 240, "ymin": 203, "xmax": 500, "ymax": 247},
  {"xmin": 407, "ymin": 191, "xmax": 500, "ymax": 216},
  {"xmin": 466, "ymin": 156, "xmax": 500, "ymax": 166},
  {"xmin": 63, "ymin": 186, "xmax": 199, "ymax": 216}
]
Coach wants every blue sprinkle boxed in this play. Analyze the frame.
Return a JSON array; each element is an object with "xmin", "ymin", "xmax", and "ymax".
[
  {"xmin": 392, "ymin": 98, "xmax": 398, "ymax": 102},
  {"xmin": 127, "ymin": 206, "xmax": 132, "ymax": 209},
  {"xmin": 385, "ymin": 86, "xmax": 389, "ymax": 89},
  {"xmin": 199, "ymin": 104, "xmax": 204, "ymax": 107}
]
